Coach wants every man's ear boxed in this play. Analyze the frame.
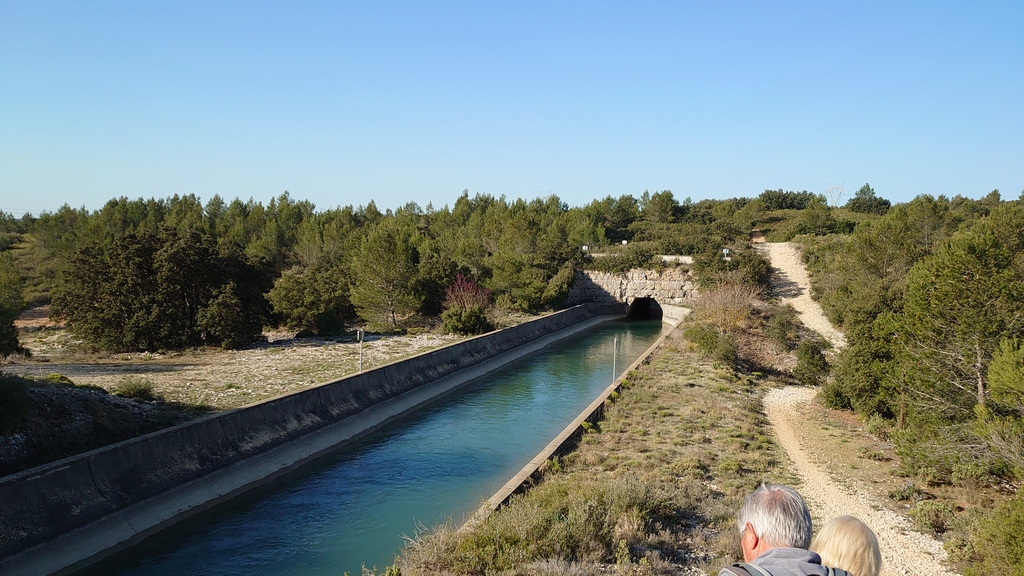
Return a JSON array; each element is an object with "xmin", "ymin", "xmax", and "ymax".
[{"xmin": 741, "ymin": 522, "xmax": 759, "ymax": 562}]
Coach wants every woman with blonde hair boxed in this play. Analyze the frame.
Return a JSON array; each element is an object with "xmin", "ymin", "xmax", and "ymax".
[{"xmin": 810, "ymin": 515, "xmax": 882, "ymax": 576}]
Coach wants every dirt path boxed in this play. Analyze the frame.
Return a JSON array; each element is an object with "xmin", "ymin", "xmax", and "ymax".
[
  {"xmin": 760, "ymin": 242, "xmax": 846, "ymax": 350},
  {"xmin": 762, "ymin": 242, "xmax": 957, "ymax": 576}
]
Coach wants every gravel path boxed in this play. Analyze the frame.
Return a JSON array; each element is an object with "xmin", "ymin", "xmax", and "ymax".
[
  {"xmin": 762, "ymin": 242, "xmax": 957, "ymax": 576},
  {"xmin": 760, "ymin": 242, "xmax": 847, "ymax": 350}
]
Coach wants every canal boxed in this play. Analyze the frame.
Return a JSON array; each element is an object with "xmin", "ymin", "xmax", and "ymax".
[{"xmin": 87, "ymin": 319, "xmax": 666, "ymax": 576}]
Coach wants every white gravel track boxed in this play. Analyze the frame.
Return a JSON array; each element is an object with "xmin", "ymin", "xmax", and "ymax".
[{"xmin": 761, "ymin": 242, "xmax": 958, "ymax": 576}]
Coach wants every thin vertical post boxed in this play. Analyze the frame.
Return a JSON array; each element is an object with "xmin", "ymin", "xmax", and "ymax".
[
  {"xmin": 612, "ymin": 336, "xmax": 618, "ymax": 383},
  {"xmin": 358, "ymin": 329, "xmax": 364, "ymax": 373}
]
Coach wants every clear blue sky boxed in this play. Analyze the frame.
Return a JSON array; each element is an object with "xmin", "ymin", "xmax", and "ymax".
[{"xmin": 2, "ymin": 1, "xmax": 1022, "ymax": 216}]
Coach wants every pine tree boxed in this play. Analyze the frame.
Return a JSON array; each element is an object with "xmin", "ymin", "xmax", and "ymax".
[{"xmin": 350, "ymin": 221, "xmax": 421, "ymax": 328}]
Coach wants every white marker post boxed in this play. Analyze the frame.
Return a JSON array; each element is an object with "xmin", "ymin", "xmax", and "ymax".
[{"xmin": 612, "ymin": 336, "xmax": 618, "ymax": 384}]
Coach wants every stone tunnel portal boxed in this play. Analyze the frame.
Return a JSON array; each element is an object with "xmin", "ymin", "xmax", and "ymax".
[{"xmin": 626, "ymin": 297, "xmax": 663, "ymax": 320}]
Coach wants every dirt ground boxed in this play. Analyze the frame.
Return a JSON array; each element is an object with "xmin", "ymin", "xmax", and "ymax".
[
  {"xmin": 762, "ymin": 242, "xmax": 957, "ymax": 576},
  {"xmin": 6, "ymin": 310, "xmax": 463, "ymax": 410}
]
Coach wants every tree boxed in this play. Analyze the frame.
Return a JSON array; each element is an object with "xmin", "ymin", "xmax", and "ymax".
[
  {"xmin": 796, "ymin": 197, "xmax": 850, "ymax": 236},
  {"xmin": 601, "ymin": 195, "xmax": 640, "ymax": 242},
  {"xmin": 52, "ymin": 230, "xmax": 163, "ymax": 350},
  {"xmin": 758, "ymin": 189, "xmax": 822, "ymax": 210},
  {"xmin": 844, "ymin": 183, "xmax": 892, "ymax": 215},
  {"xmin": 52, "ymin": 228, "xmax": 269, "ymax": 351},
  {"xmin": 197, "ymin": 281, "xmax": 265, "ymax": 349},
  {"xmin": 897, "ymin": 231, "xmax": 1024, "ymax": 420},
  {"xmin": 640, "ymin": 190, "xmax": 678, "ymax": 223},
  {"xmin": 977, "ymin": 337, "xmax": 1024, "ymax": 475},
  {"xmin": 269, "ymin": 253, "xmax": 353, "ymax": 334},
  {"xmin": 0, "ymin": 252, "xmax": 27, "ymax": 357},
  {"xmin": 988, "ymin": 337, "xmax": 1024, "ymax": 416},
  {"xmin": 153, "ymin": 229, "xmax": 220, "ymax": 347},
  {"xmin": 350, "ymin": 221, "xmax": 421, "ymax": 328}
]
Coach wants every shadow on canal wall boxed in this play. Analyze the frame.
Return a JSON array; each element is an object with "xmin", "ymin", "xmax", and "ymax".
[{"xmin": 0, "ymin": 303, "xmax": 626, "ymax": 576}]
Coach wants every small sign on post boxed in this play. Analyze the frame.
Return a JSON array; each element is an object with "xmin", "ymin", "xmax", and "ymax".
[{"xmin": 357, "ymin": 329, "xmax": 364, "ymax": 372}]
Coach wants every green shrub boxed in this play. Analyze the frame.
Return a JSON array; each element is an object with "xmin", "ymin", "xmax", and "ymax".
[
  {"xmin": 713, "ymin": 334, "xmax": 739, "ymax": 366},
  {"xmin": 114, "ymin": 376, "xmax": 158, "ymax": 401},
  {"xmin": 793, "ymin": 340, "xmax": 829, "ymax": 386},
  {"xmin": 766, "ymin": 308, "xmax": 796, "ymax": 350},
  {"xmin": 400, "ymin": 473, "xmax": 670, "ymax": 573},
  {"xmin": 684, "ymin": 323, "xmax": 738, "ymax": 368},
  {"xmin": 819, "ymin": 380, "xmax": 852, "ymax": 410},
  {"xmin": 44, "ymin": 373, "xmax": 74, "ymax": 386},
  {"xmin": 888, "ymin": 480, "xmax": 925, "ymax": 502},
  {"xmin": 0, "ymin": 231, "xmax": 19, "ymax": 252},
  {"xmin": 585, "ymin": 243, "xmax": 660, "ymax": 273},
  {"xmin": 959, "ymin": 494, "xmax": 1024, "ymax": 576},
  {"xmin": 692, "ymin": 248, "xmax": 771, "ymax": 290},
  {"xmin": 891, "ymin": 419, "xmax": 991, "ymax": 485},
  {"xmin": 684, "ymin": 323, "xmax": 719, "ymax": 356},
  {"xmin": 951, "ymin": 462, "xmax": 992, "ymax": 489},
  {"xmin": 864, "ymin": 414, "xmax": 892, "ymax": 441},
  {"xmin": 910, "ymin": 499, "xmax": 957, "ymax": 535},
  {"xmin": 441, "ymin": 306, "xmax": 493, "ymax": 335},
  {"xmin": 541, "ymin": 262, "xmax": 575, "ymax": 308}
]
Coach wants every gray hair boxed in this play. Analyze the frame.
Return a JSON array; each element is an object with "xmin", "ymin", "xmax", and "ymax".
[{"xmin": 737, "ymin": 484, "xmax": 813, "ymax": 549}]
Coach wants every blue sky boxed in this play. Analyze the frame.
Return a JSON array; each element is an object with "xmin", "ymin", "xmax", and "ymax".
[{"xmin": 1, "ymin": 1, "xmax": 1021, "ymax": 216}]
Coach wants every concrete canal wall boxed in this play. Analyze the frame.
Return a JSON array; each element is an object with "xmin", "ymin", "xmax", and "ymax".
[{"xmin": 0, "ymin": 303, "xmax": 625, "ymax": 576}]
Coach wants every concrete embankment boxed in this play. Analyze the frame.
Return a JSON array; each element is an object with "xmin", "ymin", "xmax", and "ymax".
[{"xmin": 0, "ymin": 303, "xmax": 624, "ymax": 576}]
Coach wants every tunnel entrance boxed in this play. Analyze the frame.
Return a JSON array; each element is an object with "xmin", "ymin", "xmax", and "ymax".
[{"xmin": 626, "ymin": 297, "xmax": 663, "ymax": 320}]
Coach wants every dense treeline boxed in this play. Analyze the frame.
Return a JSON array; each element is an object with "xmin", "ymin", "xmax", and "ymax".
[
  {"xmin": 0, "ymin": 188, "xmax": 781, "ymax": 353},
  {"xmin": 797, "ymin": 189, "xmax": 1023, "ymax": 575}
]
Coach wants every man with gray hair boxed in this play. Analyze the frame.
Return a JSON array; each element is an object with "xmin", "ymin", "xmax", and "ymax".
[{"xmin": 719, "ymin": 484, "xmax": 846, "ymax": 576}]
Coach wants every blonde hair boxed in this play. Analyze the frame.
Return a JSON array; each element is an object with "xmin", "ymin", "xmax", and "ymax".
[{"xmin": 810, "ymin": 515, "xmax": 882, "ymax": 576}]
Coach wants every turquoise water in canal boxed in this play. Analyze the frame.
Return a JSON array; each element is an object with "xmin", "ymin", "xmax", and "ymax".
[{"xmin": 90, "ymin": 319, "xmax": 665, "ymax": 576}]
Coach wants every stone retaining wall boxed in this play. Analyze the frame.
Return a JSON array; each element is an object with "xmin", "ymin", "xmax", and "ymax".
[{"xmin": 566, "ymin": 267, "xmax": 697, "ymax": 305}]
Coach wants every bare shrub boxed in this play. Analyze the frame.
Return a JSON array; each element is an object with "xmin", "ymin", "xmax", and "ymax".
[
  {"xmin": 694, "ymin": 283, "xmax": 760, "ymax": 333},
  {"xmin": 443, "ymin": 274, "xmax": 491, "ymax": 311}
]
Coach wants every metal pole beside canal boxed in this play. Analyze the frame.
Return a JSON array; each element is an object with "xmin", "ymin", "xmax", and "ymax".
[{"xmin": 612, "ymin": 336, "xmax": 618, "ymax": 383}]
